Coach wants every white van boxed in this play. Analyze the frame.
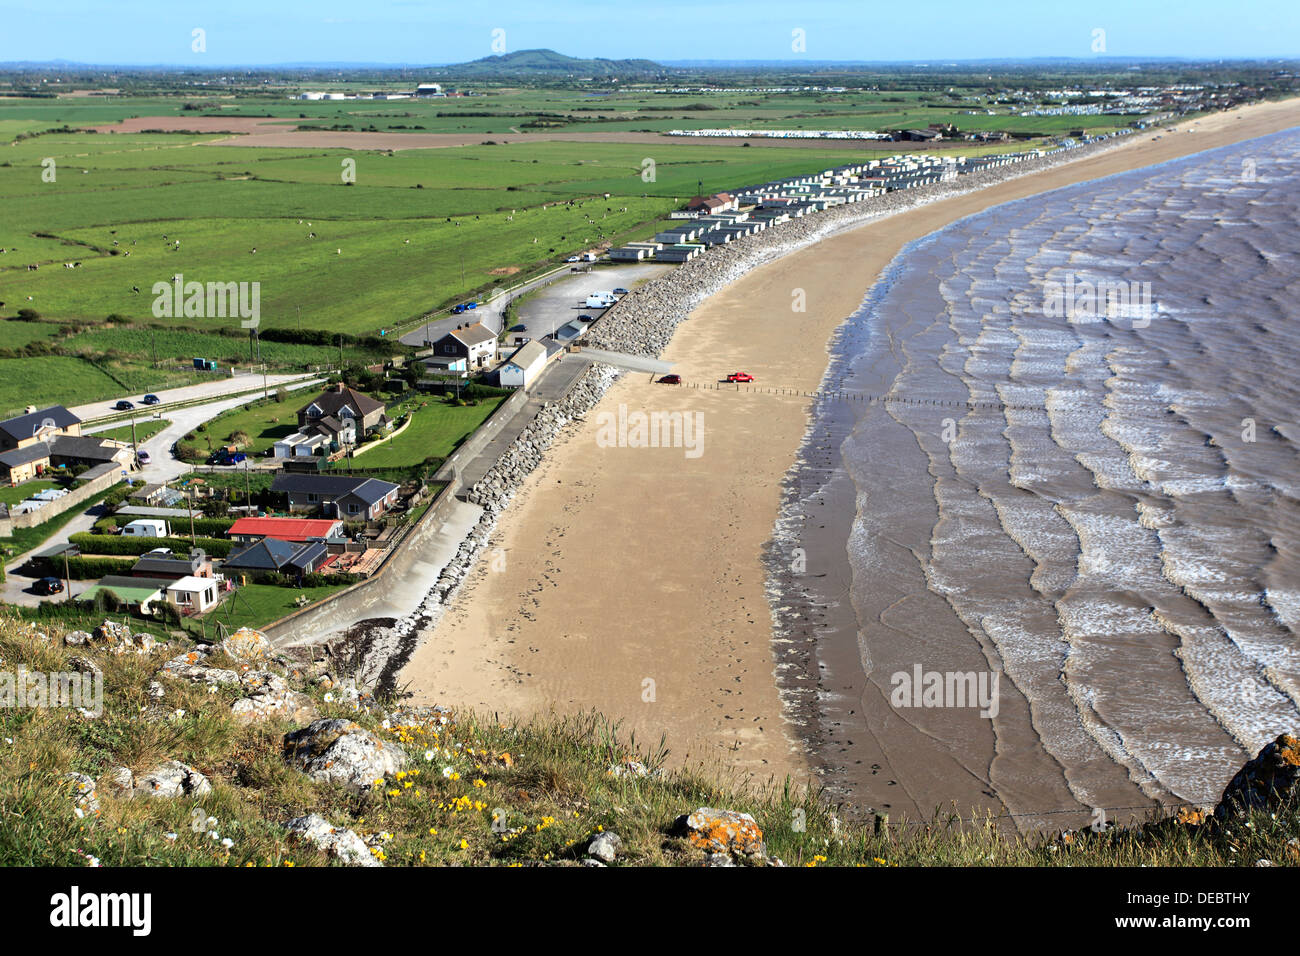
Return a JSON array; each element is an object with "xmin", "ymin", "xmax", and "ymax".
[{"xmin": 585, "ymin": 293, "xmax": 616, "ymax": 309}]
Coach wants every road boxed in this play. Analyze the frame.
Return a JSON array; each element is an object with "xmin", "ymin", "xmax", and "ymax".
[{"xmin": 70, "ymin": 371, "xmax": 320, "ymax": 425}]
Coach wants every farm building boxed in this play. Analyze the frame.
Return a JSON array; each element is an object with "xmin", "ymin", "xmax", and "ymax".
[
  {"xmin": 228, "ymin": 516, "xmax": 343, "ymax": 544},
  {"xmin": 498, "ymin": 341, "xmax": 548, "ymax": 389}
]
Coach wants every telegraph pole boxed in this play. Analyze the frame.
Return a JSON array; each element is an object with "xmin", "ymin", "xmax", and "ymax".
[
  {"xmin": 62, "ymin": 549, "xmax": 72, "ymax": 603},
  {"xmin": 129, "ymin": 406, "xmax": 139, "ymax": 466},
  {"xmin": 187, "ymin": 488, "xmax": 196, "ymax": 546}
]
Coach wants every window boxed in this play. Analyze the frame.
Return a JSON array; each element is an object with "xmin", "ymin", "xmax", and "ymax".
[
  {"xmin": 307, "ymin": 493, "xmax": 318, "ymax": 502},
  {"xmin": 348, "ymin": 503, "xmax": 360, "ymax": 514}
]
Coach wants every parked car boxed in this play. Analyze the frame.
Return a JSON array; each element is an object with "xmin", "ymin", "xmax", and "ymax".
[
  {"xmin": 565, "ymin": 256, "xmax": 581, "ymax": 263},
  {"xmin": 464, "ymin": 302, "xmax": 478, "ymax": 310},
  {"xmin": 658, "ymin": 374, "xmax": 682, "ymax": 385},
  {"xmin": 113, "ymin": 400, "xmax": 134, "ymax": 411},
  {"xmin": 141, "ymin": 394, "xmax": 161, "ymax": 405},
  {"xmin": 34, "ymin": 577, "xmax": 63, "ymax": 596},
  {"xmin": 578, "ymin": 315, "xmax": 594, "ymax": 323},
  {"xmin": 136, "ymin": 450, "xmax": 151, "ymax": 465},
  {"xmin": 612, "ymin": 287, "xmax": 629, "ymax": 296},
  {"xmin": 451, "ymin": 304, "xmax": 465, "ymax": 315},
  {"xmin": 725, "ymin": 372, "xmax": 754, "ymax": 383}
]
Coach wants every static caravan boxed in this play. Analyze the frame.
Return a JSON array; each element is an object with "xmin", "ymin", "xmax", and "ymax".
[{"xmin": 123, "ymin": 518, "xmax": 168, "ymax": 538}]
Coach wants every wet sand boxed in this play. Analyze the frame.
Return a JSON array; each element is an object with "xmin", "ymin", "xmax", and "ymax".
[{"xmin": 399, "ymin": 98, "xmax": 1300, "ymax": 803}]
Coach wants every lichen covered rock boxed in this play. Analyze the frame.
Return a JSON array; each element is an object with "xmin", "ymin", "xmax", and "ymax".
[
  {"xmin": 283, "ymin": 719, "xmax": 407, "ymax": 793},
  {"xmin": 1215, "ymin": 732, "xmax": 1300, "ymax": 821}
]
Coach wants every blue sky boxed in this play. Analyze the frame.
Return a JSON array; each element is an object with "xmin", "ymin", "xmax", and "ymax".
[{"xmin": 3, "ymin": 0, "xmax": 1296, "ymax": 65}]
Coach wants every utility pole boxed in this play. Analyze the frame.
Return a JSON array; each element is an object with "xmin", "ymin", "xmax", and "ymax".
[
  {"xmin": 297, "ymin": 305, "xmax": 301, "ymax": 333},
  {"xmin": 243, "ymin": 463, "xmax": 250, "ymax": 506},
  {"xmin": 129, "ymin": 405, "xmax": 139, "ymax": 466},
  {"xmin": 62, "ymin": 549, "xmax": 72, "ymax": 603},
  {"xmin": 339, "ymin": 334, "xmax": 344, "ymax": 372},
  {"xmin": 187, "ymin": 488, "xmax": 196, "ymax": 546},
  {"xmin": 262, "ymin": 366, "xmax": 268, "ymax": 401}
]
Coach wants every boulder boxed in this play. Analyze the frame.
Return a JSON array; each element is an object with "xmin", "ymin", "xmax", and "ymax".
[
  {"xmin": 66, "ymin": 656, "xmax": 102, "ymax": 678},
  {"xmin": 677, "ymin": 807, "xmax": 765, "ymax": 860},
  {"xmin": 126, "ymin": 761, "xmax": 213, "ymax": 799},
  {"xmin": 587, "ymin": 830, "xmax": 622, "ymax": 863},
  {"xmin": 283, "ymin": 719, "xmax": 407, "ymax": 793},
  {"xmin": 64, "ymin": 630, "xmax": 92, "ymax": 647},
  {"xmin": 160, "ymin": 646, "xmax": 240, "ymax": 686},
  {"xmin": 221, "ymin": 627, "xmax": 273, "ymax": 664},
  {"xmin": 232, "ymin": 687, "xmax": 317, "ymax": 726},
  {"xmin": 1215, "ymin": 732, "xmax": 1300, "ymax": 821},
  {"xmin": 285, "ymin": 814, "xmax": 380, "ymax": 867},
  {"xmin": 90, "ymin": 620, "xmax": 154, "ymax": 655}
]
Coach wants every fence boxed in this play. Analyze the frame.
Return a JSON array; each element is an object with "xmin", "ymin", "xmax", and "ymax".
[{"xmin": 0, "ymin": 468, "xmax": 124, "ymax": 540}]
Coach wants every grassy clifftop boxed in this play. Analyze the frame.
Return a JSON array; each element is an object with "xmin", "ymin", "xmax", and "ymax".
[{"xmin": 0, "ymin": 613, "xmax": 1296, "ymax": 868}]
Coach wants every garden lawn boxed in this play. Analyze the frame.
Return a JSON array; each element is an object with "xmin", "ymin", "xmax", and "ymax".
[
  {"xmin": 204, "ymin": 581, "xmax": 351, "ymax": 631},
  {"xmin": 351, "ymin": 396, "xmax": 506, "ymax": 468}
]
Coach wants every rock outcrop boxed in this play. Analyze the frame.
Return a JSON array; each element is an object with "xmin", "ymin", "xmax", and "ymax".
[
  {"xmin": 285, "ymin": 813, "xmax": 380, "ymax": 867},
  {"xmin": 1215, "ymin": 732, "xmax": 1300, "ymax": 821},
  {"xmin": 283, "ymin": 719, "xmax": 407, "ymax": 793}
]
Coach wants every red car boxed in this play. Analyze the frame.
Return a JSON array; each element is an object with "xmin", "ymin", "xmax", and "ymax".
[
  {"xmin": 725, "ymin": 372, "xmax": 754, "ymax": 383},
  {"xmin": 657, "ymin": 374, "xmax": 682, "ymax": 385}
]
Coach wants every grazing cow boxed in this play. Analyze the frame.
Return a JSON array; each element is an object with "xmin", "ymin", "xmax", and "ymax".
[{"xmin": 132, "ymin": 286, "xmax": 140, "ymax": 293}]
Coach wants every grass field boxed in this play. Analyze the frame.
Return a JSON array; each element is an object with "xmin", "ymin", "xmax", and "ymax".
[
  {"xmin": 177, "ymin": 393, "xmax": 303, "ymax": 460},
  {"xmin": 91, "ymin": 416, "xmax": 168, "ymax": 444},
  {"xmin": 203, "ymin": 581, "xmax": 351, "ymax": 631},
  {"xmin": 351, "ymin": 395, "xmax": 507, "ymax": 468}
]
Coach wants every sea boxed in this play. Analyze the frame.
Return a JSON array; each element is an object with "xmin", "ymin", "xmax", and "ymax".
[{"xmin": 772, "ymin": 127, "xmax": 1300, "ymax": 828}]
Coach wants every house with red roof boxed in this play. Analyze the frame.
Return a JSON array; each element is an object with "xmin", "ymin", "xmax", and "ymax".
[{"xmin": 227, "ymin": 516, "xmax": 344, "ymax": 544}]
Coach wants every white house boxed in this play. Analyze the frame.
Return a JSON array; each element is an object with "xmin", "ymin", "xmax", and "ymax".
[
  {"xmin": 165, "ymin": 575, "xmax": 220, "ymax": 614},
  {"xmin": 123, "ymin": 518, "xmax": 168, "ymax": 538},
  {"xmin": 498, "ymin": 340, "xmax": 548, "ymax": 389},
  {"xmin": 273, "ymin": 430, "xmax": 337, "ymax": 459}
]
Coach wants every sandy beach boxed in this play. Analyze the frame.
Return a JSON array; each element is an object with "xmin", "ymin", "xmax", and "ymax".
[{"xmin": 400, "ymin": 96, "xmax": 1300, "ymax": 802}]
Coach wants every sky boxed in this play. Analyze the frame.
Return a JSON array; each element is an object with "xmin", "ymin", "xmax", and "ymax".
[{"xmin": 2, "ymin": 0, "xmax": 1296, "ymax": 66}]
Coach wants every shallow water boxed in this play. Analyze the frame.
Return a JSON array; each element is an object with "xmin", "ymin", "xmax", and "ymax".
[{"xmin": 774, "ymin": 128, "xmax": 1300, "ymax": 824}]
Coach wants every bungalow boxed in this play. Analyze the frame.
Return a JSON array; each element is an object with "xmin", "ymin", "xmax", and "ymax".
[
  {"xmin": 165, "ymin": 575, "xmax": 221, "ymax": 614},
  {"xmin": 270, "ymin": 473, "xmax": 401, "ymax": 521},
  {"xmin": 77, "ymin": 575, "xmax": 172, "ymax": 614},
  {"xmin": 222, "ymin": 537, "xmax": 330, "ymax": 576},
  {"xmin": 227, "ymin": 516, "xmax": 343, "ymax": 544},
  {"xmin": 498, "ymin": 340, "xmax": 548, "ymax": 390},
  {"xmin": 429, "ymin": 323, "xmax": 496, "ymax": 373}
]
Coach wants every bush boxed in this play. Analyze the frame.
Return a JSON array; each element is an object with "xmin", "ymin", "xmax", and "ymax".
[
  {"xmin": 68, "ymin": 532, "xmax": 233, "ymax": 558},
  {"xmin": 64, "ymin": 556, "xmax": 136, "ymax": 579}
]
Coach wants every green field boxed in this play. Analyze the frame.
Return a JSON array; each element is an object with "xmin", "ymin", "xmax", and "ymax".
[
  {"xmin": 203, "ymin": 581, "xmax": 351, "ymax": 630},
  {"xmin": 0, "ymin": 88, "xmax": 1140, "ymax": 410},
  {"xmin": 0, "ymin": 478, "xmax": 60, "ymax": 507},
  {"xmin": 352, "ymin": 395, "xmax": 507, "ymax": 468},
  {"xmin": 176, "ymin": 392, "xmax": 304, "ymax": 461},
  {"xmin": 91, "ymin": 416, "xmax": 168, "ymax": 444}
]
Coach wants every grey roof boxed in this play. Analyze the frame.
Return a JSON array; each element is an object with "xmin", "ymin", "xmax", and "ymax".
[
  {"xmin": 47, "ymin": 435, "xmax": 126, "ymax": 463},
  {"xmin": 131, "ymin": 550, "xmax": 204, "ymax": 577},
  {"xmin": 298, "ymin": 387, "xmax": 384, "ymax": 422},
  {"xmin": 0, "ymin": 442, "xmax": 52, "ymax": 469},
  {"xmin": 442, "ymin": 323, "xmax": 496, "ymax": 348},
  {"xmin": 0, "ymin": 405, "xmax": 80, "ymax": 443},
  {"xmin": 223, "ymin": 537, "xmax": 300, "ymax": 570},
  {"xmin": 340, "ymin": 477, "xmax": 400, "ymax": 507},
  {"xmin": 286, "ymin": 541, "xmax": 327, "ymax": 571},
  {"xmin": 272, "ymin": 473, "xmax": 399, "ymax": 503}
]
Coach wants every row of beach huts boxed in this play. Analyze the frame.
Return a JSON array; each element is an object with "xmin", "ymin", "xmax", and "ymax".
[{"xmin": 607, "ymin": 134, "xmax": 1132, "ymax": 263}]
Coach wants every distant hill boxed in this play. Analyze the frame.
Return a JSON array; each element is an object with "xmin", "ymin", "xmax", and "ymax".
[{"xmin": 441, "ymin": 48, "xmax": 664, "ymax": 77}]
